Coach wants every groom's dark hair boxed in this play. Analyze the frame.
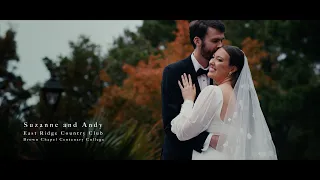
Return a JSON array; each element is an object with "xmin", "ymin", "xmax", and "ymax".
[{"xmin": 189, "ymin": 20, "xmax": 226, "ymax": 49}]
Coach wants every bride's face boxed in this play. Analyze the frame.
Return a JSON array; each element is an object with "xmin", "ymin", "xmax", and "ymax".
[{"xmin": 208, "ymin": 48, "xmax": 234, "ymax": 84}]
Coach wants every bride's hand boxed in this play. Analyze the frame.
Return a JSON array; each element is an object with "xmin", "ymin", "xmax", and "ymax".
[{"xmin": 178, "ymin": 73, "xmax": 196, "ymax": 102}]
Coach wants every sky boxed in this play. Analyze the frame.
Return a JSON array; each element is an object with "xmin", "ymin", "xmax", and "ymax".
[{"xmin": 0, "ymin": 20, "xmax": 143, "ymax": 104}]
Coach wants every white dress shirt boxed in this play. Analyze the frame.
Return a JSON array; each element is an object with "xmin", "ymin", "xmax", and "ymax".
[{"xmin": 190, "ymin": 53, "xmax": 213, "ymax": 151}]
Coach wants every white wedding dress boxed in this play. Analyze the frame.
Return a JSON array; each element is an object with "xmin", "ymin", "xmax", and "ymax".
[
  {"xmin": 171, "ymin": 85, "xmax": 230, "ymax": 160},
  {"xmin": 170, "ymin": 53, "xmax": 277, "ymax": 160}
]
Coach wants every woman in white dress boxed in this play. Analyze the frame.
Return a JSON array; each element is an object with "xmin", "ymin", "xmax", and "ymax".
[{"xmin": 171, "ymin": 45, "xmax": 277, "ymax": 160}]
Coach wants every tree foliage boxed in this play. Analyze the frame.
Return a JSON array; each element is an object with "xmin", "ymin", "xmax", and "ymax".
[
  {"xmin": 92, "ymin": 20, "xmax": 275, "ymax": 159},
  {"xmin": 0, "ymin": 28, "xmax": 35, "ymax": 159},
  {"xmin": 224, "ymin": 20, "xmax": 320, "ymax": 159},
  {"xmin": 105, "ymin": 21, "xmax": 177, "ymax": 86},
  {"xmin": 3, "ymin": 20, "xmax": 320, "ymax": 160},
  {"xmin": 33, "ymin": 35, "xmax": 105, "ymax": 125}
]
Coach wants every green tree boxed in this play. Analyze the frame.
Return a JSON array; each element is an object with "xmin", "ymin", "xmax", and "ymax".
[
  {"xmin": 105, "ymin": 29, "xmax": 156, "ymax": 86},
  {"xmin": 223, "ymin": 20, "xmax": 320, "ymax": 159},
  {"xmin": 33, "ymin": 35, "xmax": 105, "ymax": 125},
  {"xmin": 137, "ymin": 20, "xmax": 177, "ymax": 47},
  {"xmin": 22, "ymin": 35, "xmax": 157, "ymax": 160},
  {"xmin": 105, "ymin": 20, "xmax": 177, "ymax": 86},
  {"xmin": 0, "ymin": 28, "xmax": 36, "ymax": 159}
]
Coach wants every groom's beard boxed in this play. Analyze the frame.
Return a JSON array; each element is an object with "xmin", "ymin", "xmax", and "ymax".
[{"xmin": 201, "ymin": 42, "xmax": 214, "ymax": 61}]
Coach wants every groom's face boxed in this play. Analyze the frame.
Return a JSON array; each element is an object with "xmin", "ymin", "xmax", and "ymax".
[{"xmin": 200, "ymin": 27, "xmax": 225, "ymax": 61}]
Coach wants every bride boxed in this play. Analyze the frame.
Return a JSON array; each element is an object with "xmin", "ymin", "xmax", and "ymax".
[{"xmin": 171, "ymin": 45, "xmax": 277, "ymax": 160}]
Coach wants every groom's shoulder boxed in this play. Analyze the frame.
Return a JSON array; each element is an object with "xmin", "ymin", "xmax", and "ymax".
[{"xmin": 164, "ymin": 55, "xmax": 190, "ymax": 71}]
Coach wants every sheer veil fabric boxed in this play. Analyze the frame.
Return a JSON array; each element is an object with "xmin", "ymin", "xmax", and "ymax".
[{"xmin": 215, "ymin": 53, "xmax": 278, "ymax": 160}]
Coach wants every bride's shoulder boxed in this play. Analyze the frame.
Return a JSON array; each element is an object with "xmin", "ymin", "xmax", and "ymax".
[
  {"xmin": 202, "ymin": 85, "xmax": 223, "ymax": 95},
  {"xmin": 204, "ymin": 85, "xmax": 221, "ymax": 90},
  {"xmin": 218, "ymin": 84, "xmax": 233, "ymax": 92},
  {"xmin": 200, "ymin": 86, "xmax": 224, "ymax": 104},
  {"xmin": 218, "ymin": 84, "xmax": 234, "ymax": 99}
]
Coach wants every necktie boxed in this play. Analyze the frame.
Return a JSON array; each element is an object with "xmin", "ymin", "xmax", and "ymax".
[{"xmin": 196, "ymin": 68, "xmax": 208, "ymax": 76}]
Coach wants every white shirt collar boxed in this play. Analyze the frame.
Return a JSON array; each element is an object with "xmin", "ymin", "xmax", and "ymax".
[{"xmin": 191, "ymin": 52, "xmax": 209, "ymax": 72}]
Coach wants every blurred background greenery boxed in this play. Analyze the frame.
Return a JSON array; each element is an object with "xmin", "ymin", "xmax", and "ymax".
[{"xmin": 1, "ymin": 20, "xmax": 320, "ymax": 160}]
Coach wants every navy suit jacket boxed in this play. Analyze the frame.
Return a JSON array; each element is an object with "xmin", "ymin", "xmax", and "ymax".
[{"xmin": 161, "ymin": 55, "xmax": 213, "ymax": 160}]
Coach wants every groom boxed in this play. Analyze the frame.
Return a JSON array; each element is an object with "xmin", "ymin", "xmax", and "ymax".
[{"xmin": 161, "ymin": 20, "xmax": 226, "ymax": 160}]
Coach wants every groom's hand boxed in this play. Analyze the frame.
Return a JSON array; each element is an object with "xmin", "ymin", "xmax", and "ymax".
[{"xmin": 209, "ymin": 135, "xmax": 219, "ymax": 149}]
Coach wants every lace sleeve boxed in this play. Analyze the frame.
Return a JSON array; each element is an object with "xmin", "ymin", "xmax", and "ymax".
[{"xmin": 171, "ymin": 85, "xmax": 223, "ymax": 141}]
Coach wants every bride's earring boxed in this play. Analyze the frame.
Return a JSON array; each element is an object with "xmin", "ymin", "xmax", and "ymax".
[{"xmin": 228, "ymin": 72, "xmax": 232, "ymax": 77}]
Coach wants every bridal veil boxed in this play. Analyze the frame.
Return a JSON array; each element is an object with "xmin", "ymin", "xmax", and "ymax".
[{"xmin": 215, "ymin": 53, "xmax": 278, "ymax": 160}]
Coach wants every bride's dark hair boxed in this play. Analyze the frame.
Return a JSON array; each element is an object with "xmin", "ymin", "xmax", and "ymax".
[{"xmin": 222, "ymin": 45, "xmax": 245, "ymax": 88}]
